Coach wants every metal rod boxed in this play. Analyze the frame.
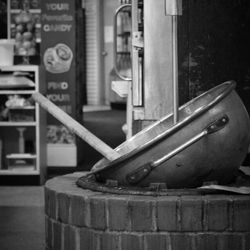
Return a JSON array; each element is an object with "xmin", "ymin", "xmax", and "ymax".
[
  {"xmin": 165, "ymin": 0, "xmax": 182, "ymax": 124},
  {"xmin": 131, "ymin": 0, "xmax": 143, "ymax": 106},
  {"xmin": 153, "ymin": 130, "xmax": 208, "ymax": 167},
  {"xmin": 172, "ymin": 15, "xmax": 179, "ymax": 124}
]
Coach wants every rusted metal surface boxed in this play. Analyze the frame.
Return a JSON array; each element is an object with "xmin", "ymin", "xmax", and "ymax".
[
  {"xmin": 76, "ymin": 174, "xmax": 211, "ymax": 196},
  {"xmin": 77, "ymin": 168, "xmax": 250, "ymax": 195}
]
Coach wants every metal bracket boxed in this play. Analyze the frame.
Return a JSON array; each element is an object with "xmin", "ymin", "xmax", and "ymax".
[
  {"xmin": 206, "ymin": 115, "xmax": 229, "ymax": 134},
  {"xmin": 132, "ymin": 31, "xmax": 144, "ymax": 48}
]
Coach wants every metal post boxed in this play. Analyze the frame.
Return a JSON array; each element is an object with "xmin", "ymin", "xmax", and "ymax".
[
  {"xmin": 165, "ymin": 0, "xmax": 182, "ymax": 124},
  {"xmin": 172, "ymin": 15, "xmax": 179, "ymax": 124}
]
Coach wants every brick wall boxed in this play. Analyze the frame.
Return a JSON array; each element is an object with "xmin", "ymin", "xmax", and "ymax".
[{"xmin": 45, "ymin": 172, "xmax": 250, "ymax": 250}]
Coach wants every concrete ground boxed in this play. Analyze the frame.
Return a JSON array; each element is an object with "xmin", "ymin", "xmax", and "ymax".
[{"xmin": 0, "ymin": 186, "xmax": 45, "ymax": 250}]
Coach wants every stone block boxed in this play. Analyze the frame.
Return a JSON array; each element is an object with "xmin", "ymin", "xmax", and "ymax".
[
  {"xmin": 170, "ymin": 233, "xmax": 192, "ymax": 250},
  {"xmin": 144, "ymin": 233, "xmax": 168, "ymax": 250},
  {"xmin": 129, "ymin": 198, "xmax": 154, "ymax": 232},
  {"xmin": 53, "ymin": 220, "xmax": 62, "ymax": 250},
  {"xmin": 156, "ymin": 197, "xmax": 178, "ymax": 231},
  {"xmin": 70, "ymin": 195, "xmax": 88, "ymax": 227},
  {"xmin": 216, "ymin": 233, "xmax": 243, "ymax": 250},
  {"xmin": 46, "ymin": 217, "xmax": 53, "ymax": 249},
  {"xmin": 100, "ymin": 232, "xmax": 120, "ymax": 250},
  {"xmin": 108, "ymin": 198, "xmax": 129, "ymax": 231},
  {"xmin": 121, "ymin": 233, "xmax": 143, "ymax": 250},
  {"xmin": 45, "ymin": 188, "xmax": 57, "ymax": 219},
  {"xmin": 79, "ymin": 228, "xmax": 93, "ymax": 250},
  {"xmin": 245, "ymin": 232, "xmax": 250, "ymax": 250},
  {"xmin": 57, "ymin": 192, "xmax": 70, "ymax": 223},
  {"xmin": 90, "ymin": 195, "xmax": 107, "ymax": 230},
  {"xmin": 233, "ymin": 197, "xmax": 250, "ymax": 231},
  {"xmin": 63, "ymin": 225, "xmax": 76, "ymax": 250},
  {"xmin": 205, "ymin": 197, "xmax": 229, "ymax": 231},
  {"xmin": 194, "ymin": 233, "xmax": 218, "ymax": 250},
  {"xmin": 180, "ymin": 197, "xmax": 203, "ymax": 231}
]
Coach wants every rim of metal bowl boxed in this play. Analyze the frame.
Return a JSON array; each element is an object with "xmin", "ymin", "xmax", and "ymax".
[{"xmin": 94, "ymin": 80, "xmax": 236, "ymax": 176}]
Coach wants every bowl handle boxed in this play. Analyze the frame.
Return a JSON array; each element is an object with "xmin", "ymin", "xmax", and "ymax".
[{"xmin": 126, "ymin": 115, "xmax": 229, "ymax": 185}]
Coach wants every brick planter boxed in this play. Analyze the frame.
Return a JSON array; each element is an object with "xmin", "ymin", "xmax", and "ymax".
[{"xmin": 45, "ymin": 172, "xmax": 250, "ymax": 250}]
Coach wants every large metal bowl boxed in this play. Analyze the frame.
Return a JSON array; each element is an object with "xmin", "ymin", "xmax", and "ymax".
[{"xmin": 92, "ymin": 81, "xmax": 250, "ymax": 188}]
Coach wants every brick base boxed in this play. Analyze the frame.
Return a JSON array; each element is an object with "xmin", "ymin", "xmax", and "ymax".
[{"xmin": 45, "ymin": 172, "xmax": 250, "ymax": 250}]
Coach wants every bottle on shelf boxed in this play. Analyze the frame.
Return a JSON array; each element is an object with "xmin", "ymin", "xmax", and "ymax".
[{"xmin": 17, "ymin": 127, "xmax": 26, "ymax": 153}]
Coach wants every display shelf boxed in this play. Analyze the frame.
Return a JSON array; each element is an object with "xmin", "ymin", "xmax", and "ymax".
[
  {"xmin": 10, "ymin": 9, "xmax": 41, "ymax": 14},
  {"xmin": 10, "ymin": 23, "xmax": 41, "ymax": 28},
  {"xmin": 0, "ymin": 122, "xmax": 36, "ymax": 126},
  {"xmin": 6, "ymin": 153, "xmax": 37, "ymax": 159},
  {"xmin": 0, "ymin": 170, "xmax": 39, "ymax": 175},
  {"xmin": 8, "ymin": 106, "xmax": 35, "ymax": 110},
  {"xmin": 0, "ymin": 90, "xmax": 35, "ymax": 94},
  {"xmin": 0, "ymin": 65, "xmax": 39, "ymax": 71},
  {"xmin": 0, "ymin": 65, "xmax": 46, "ymax": 184}
]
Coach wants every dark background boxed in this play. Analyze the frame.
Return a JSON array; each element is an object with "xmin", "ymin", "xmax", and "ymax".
[{"xmin": 178, "ymin": 0, "xmax": 250, "ymax": 116}]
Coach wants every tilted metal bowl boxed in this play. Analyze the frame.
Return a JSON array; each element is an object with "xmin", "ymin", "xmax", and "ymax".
[{"xmin": 92, "ymin": 81, "xmax": 250, "ymax": 188}]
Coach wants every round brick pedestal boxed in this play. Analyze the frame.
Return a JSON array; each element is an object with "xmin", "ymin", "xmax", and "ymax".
[{"xmin": 45, "ymin": 172, "xmax": 250, "ymax": 250}]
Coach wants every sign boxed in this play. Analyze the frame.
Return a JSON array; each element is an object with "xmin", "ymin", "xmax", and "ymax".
[
  {"xmin": 41, "ymin": 0, "xmax": 79, "ymax": 165},
  {"xmin": 41, "ymin": 0, "xmax": 76, "ymax": 141}
]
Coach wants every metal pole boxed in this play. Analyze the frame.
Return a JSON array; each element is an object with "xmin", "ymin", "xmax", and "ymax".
[
  {"xmin": 172, "ymin": 15, "xmax": 179, "ymax": 124},
  {"xmin": 165, "ymin": 0, "xmax": 182, "ymax": 124}
]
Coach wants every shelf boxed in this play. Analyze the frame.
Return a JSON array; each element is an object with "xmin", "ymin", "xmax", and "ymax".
[
  {"xmin": 10, "ymin": 23, "xmax": 41, "ymax": 28},
  {"xmin": 10, "ymin": 9, "xmax": 41, "ymax": 14},
  {"xmin": 5, "ymin": 154, "xmax": 37, "ymax": 175},
  {"xmin": 0, "ymin": 90, "xmax": 35, "ymax": 94},
  {"xmin": 6, "ymin": 153, "xmax": 37, "ymax": 159},
  {"xmin": 0, "ymin": 65, "xmax": 45, "ymax": 184},
  {"xmin": 0, "ymin": 65, "xmax": 39, "ymax": 71},
  {"xmin": 0, "ymin": 169, "xmax": 39, "ymax": 175},
  {"xmin": 0, "ymin": 122, "xmax": 36, "ymax": 126},
  {"xmin": 9, "ymin": 106, "xmax": 35, "ymax": 110}
]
